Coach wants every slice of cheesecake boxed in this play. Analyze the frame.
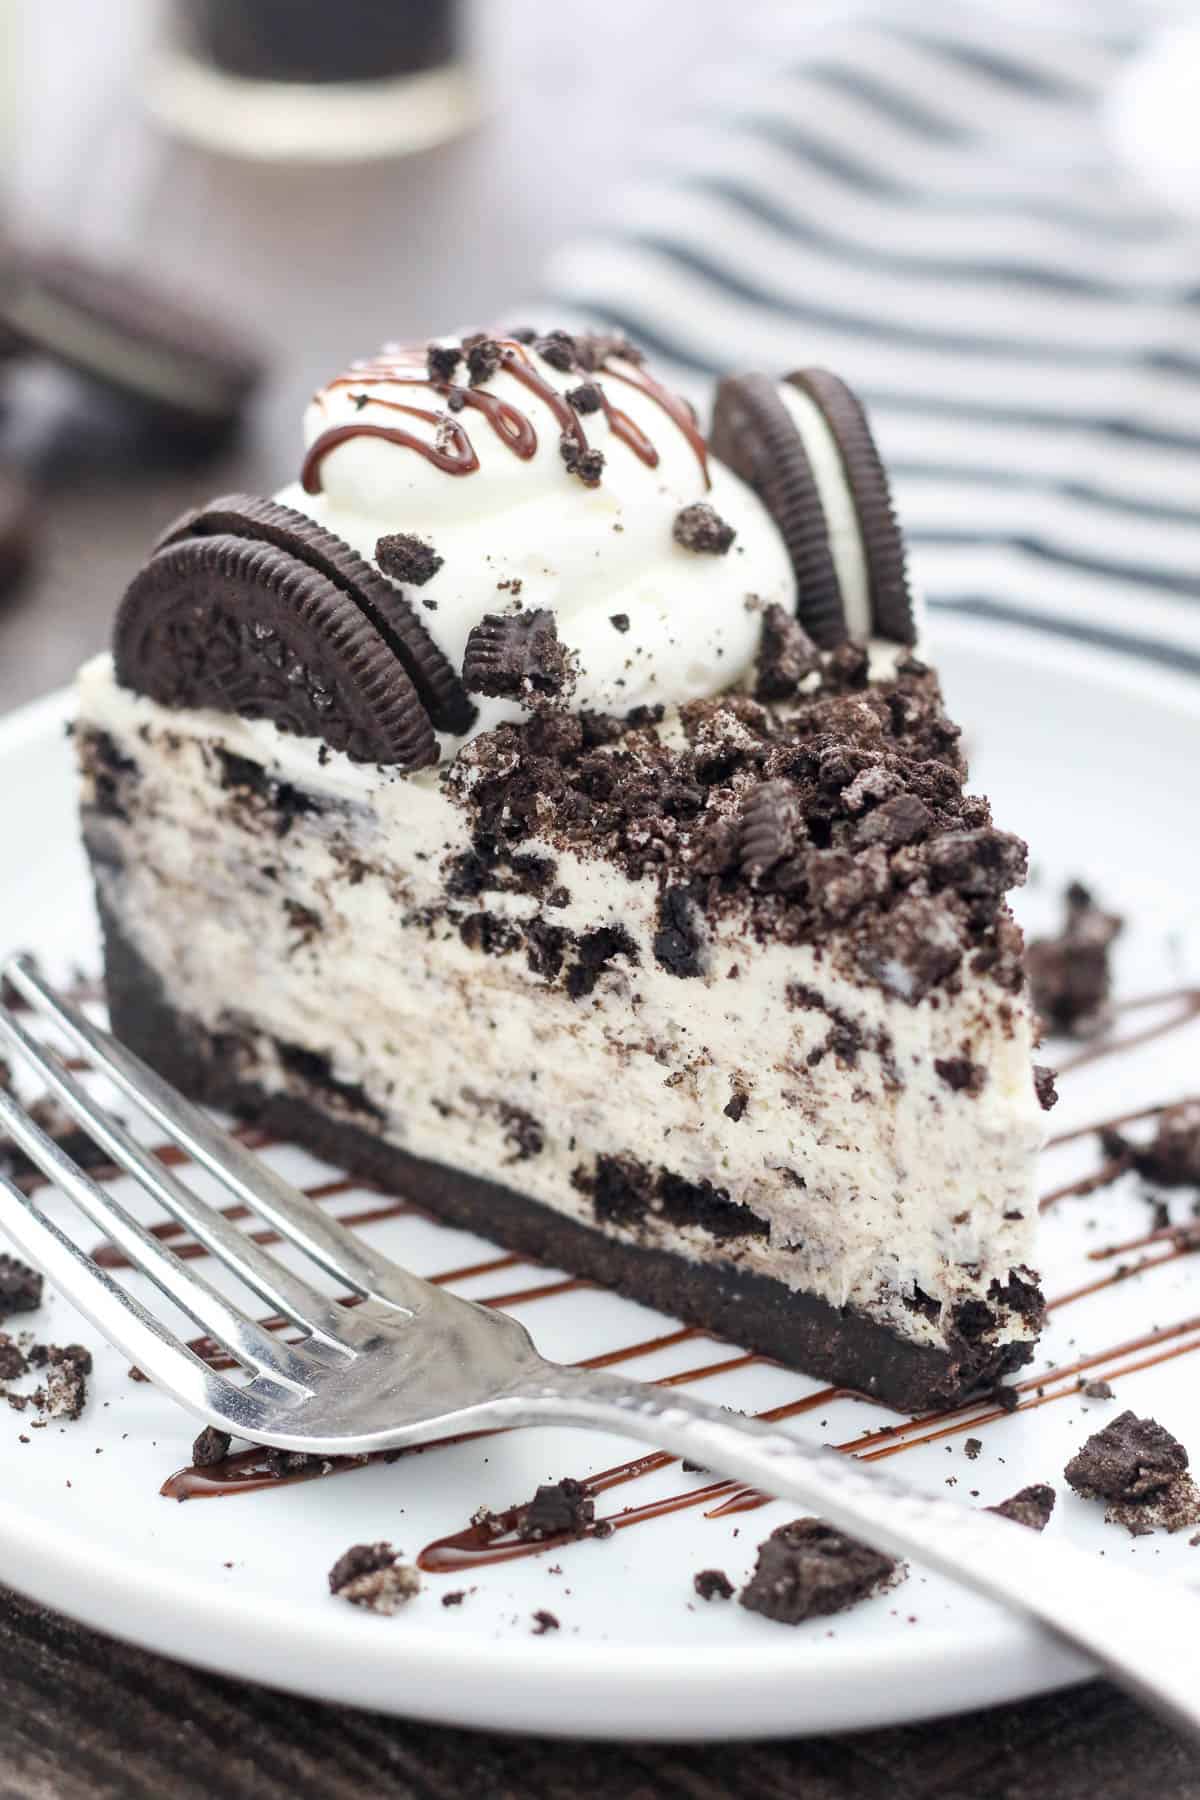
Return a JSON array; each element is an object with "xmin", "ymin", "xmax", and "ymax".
[{"xmin": 76, "ymin": 331, "xmax": 1050, "ymax": 1414}]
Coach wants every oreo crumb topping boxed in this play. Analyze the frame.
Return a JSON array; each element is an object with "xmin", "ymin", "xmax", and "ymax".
[
  {"xmin": 426, "ymin": 343, "xmax": 461, "ymax": 383},
  {"xmin": 1103, "ymin": 1100, "xmax": 1200, "ymax": 1189},
  {"xmin": 1065, "ymin": 1411, "xmax": 1187, "ymax": 1502},
  {"xmin": 739, "ymin": 780, "xmax": 807, "ymax": 885},
  {"xmin": 673, "ymin": 502, "xmax": 736, "ymax": 555},
  {"xmin": 375, "ymin": 532, "xmax": 443, "ymax": 587},
  {"xmin": 693, "ymin": 1568, "xmax": 735, "ymax": 1601},
  {"xmin": 1033, "ymin": 1065, "xmax": 1059, "ymax": 1112},
  {"xmin": 988, "ymin": 1484, "xmax": 1056, "ymax": 1531},
  {"xmin": 328, "ymin": 1542, "xmax": 420, "ymax": 1613},
  {"xmin": 518, "ymin": 1477, "xmax": 594, "ymax": 1541},
  {"xmin": 1026, "ymin": 880, "xmax": 1122, "ymax": 1038},
  {"xmin": 0, "ymin": 1337, "xmax": 26, "ymax": 1382},
  {"xmin": 934, "ymin": 1056, "xmax": 987, "ymax": 1097},
  {"xmin": 963, "ymin": 1437, "xmax": 982, "ymax": 1460},
  {"xmin": 0, "ymin": 1253, "xmax": 42, "ymax": 1319},
  {"xmin": 444, "ymin": 657, "xmax": 1027, "ymax": 1001},
  {"xmin": 441, "ymin": 1590, "xmax": 466, "ymax": 1607},
  {"xmin": 531, "ymin": 1609, "xmax": 560, "ymax": 1634},
  {"xmin": 567, "ymin": 381, "xmax": 603, "ymax": 414},
  {"xmin": 192, "ymin": 1425, "xmax": 232, "ymax": 1466},
  {"xmin": 1083, "ymin": 1379, "xmax": 1115, "ymax": 1400},
  {"xmin": 724, "ymin": 1091, "xmax": 749, "ymax": 1122},
  {"xmin": 740, "ymin": 1519, "xmax": 899, "ymax": 1625},
  {"xmin": 534, "ymin": 330, "xmax": 578, "ymax": 372},
  {"xmin": 575, "ymin": 1153, "xmax": 768, "ymax": 1243},
  {"xmin": 754, "ymin": 604, "xmax": 821, "ymax": 703},
  {"xmin": 653, "ymin": 885, "xmax": 704, "ymax": 978},
  {"xmin": 560, "ymin": 435, "xmax": 605, "ymax": 486},
  {"xmin": 462, "ymin": 609, "xmax": 574, "ymax": 703},
  {"xmin": 464, "ymin": 335, "xmax": 503, "ymax": 385},
  {"xmin": 609, "ymin": 613, "xmax": 630, "ymax": 633}
]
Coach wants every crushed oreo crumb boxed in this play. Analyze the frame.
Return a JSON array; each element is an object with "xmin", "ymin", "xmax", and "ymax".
[
  {"xmin": 609, "ymin": 613, "xmax": 630, "ymax": 633},
  {"xmin": 934, "ymin": 1056, "xmax": 987, "ymax": 1097},
  {"xmin": 462, "ymin": 609, "xmax": 574, "ymax": 703},
  {"xmin": 560, "ymin": 435, "xmax": 605, "ymax": 487},
  {"xmin": 753, "ymin": 604, "xmax": 821, "ymax": 703},
  {"xmin": 534, "ymin": 330, "xmax": 578, "ymax": 372},
  {"xmin": 988, "ymin": 1484, "xmax": 1056, "ymax": 1531},
  {"xmin": 1104, "ymin": 1100, "xmax": 1200, "ymax": 1189},
  {"xmin": 740, "ymin": 1519, "xmax": 900, "ymax": 1625},
  {"xmin": 465, "ymin": 336, "xmax": 503, "ymax": 385},
  {"xmin": 1065, "ymin": 1411, "xmax": 1187, "ymax": 1501},
  {"xmin": 693, "ymin": 1568, "xmax": 735, "ymax": 1601},
  {"xmin": 375, "ymin": 531, "xmax": 443, "ymax": 587},
  {"xmin": 1026, "ymin": 881, "xmax": 1122, "ymax": 1038},
  {"xmin": 1082, "ymin": 1379, "xmax": 1115, "ymax": 1401},
  {"xmin": 328, "ymin": 1542, "xmax": 420, "ymax": 1613},
  {"xmin": 963, "ymin": 1437, "xmax": 982, "ymax": 1460},
  {"xmin": 567, "ymin": 381, "xmax": 603, "ymax": 414},
  {"xmin": 531, "ymin": 1608, "xmax": 560, "ymax": 1634},
  {"xmin": 518, "ymin": 1477, "xmax": 594, "ymax": 1542},
  {"xmin": 441, "ymin": 1590, "xmax": 466, "ymax": 1607},
  {"xmin": 673, "ymin": 502, "xmax": 736, "ymax": 555},
  {"xmin": 426, "ymin": 342, "xmax": 461, "ymax": 384},
  {"xmin": 1033, "ymin": 1065, "xmax": 1059, "ymax": 1112},
  {"xmin": 192, "ymin": 1425, "xmax": 232, "ymax": 1466},
  {"xmin": 0, "ymin": 1253, "xmax": 42, "ymax": 1319}
]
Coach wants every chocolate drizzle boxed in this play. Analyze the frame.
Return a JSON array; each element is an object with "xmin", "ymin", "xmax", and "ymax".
[
  {"xmin": 19, "ymin": 972, "xmax": 1200, "ymax": 1570},
  {"xmin": 300, "ymin": 335, "xmax": 707, "ymax": 493}
]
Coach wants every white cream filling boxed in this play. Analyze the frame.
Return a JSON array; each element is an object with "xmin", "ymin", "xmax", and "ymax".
[{"xmin": 78, "ymin": 658, "xmax": 1045, "ymax": 1354}]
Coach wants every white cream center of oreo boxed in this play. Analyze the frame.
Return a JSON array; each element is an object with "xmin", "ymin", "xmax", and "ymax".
[
  {"xmin": 274, "ymin": 342, "xmax": 796, "ymax": 747},
  {"xmin": 776, "ymin": 381, "xmax": 872, "ymax": 643}
]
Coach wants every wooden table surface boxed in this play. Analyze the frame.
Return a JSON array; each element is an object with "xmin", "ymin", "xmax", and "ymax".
[{"xmin": 0, "ymin": 3, "xmax": 1196, "ymax": 1792}]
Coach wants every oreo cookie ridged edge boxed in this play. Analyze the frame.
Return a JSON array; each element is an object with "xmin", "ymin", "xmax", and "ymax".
[
  {"xmin": 710, "ymin": 370, "xmax": 915, "ymax": 646},
  {"xmin": 155, "ymin": 494, "xmax": 476, "ymax": 737},
  {"xmin": 785, "ymin": 369, "xmax": 915, "ymax": 647},
  {"xmin": 114, "ymin": 532, "xmax": 438, "ymax": 770}
]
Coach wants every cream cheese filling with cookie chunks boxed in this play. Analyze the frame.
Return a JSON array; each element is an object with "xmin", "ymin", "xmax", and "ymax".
[{"xmin": 76, "ymin": 328, "xmax": 1049, "ymax": 1415}]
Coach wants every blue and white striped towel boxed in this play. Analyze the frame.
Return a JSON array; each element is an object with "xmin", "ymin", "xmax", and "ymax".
[{"xmin": 542, "ymin": 3, "xmax": 1200, "ymax": 675}]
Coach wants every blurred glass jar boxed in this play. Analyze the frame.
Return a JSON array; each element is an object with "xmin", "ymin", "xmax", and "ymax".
[{"xmin": 147, "ymin": 0, "xmax": 477, "ymax": 164}]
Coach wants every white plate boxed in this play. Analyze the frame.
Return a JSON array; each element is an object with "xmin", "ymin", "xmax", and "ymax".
[{"xmin": 0, "ymin": 617, "xmax": 1198, "ymax": 1741}]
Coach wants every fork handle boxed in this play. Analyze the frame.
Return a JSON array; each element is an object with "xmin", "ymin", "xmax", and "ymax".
[{"xmin": 505, "ymin": 1361, "xmax": 1200, "ymax": 1740}]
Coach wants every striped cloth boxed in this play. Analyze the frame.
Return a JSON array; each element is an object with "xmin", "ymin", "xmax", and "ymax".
[{"xmin": 541, "ymin": 3, "xmax": 1200, "ymax": 675}]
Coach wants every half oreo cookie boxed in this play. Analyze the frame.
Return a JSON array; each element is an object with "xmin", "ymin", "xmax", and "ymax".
[
  {"xmin": 155, "ymin": 493, "xmax": 475, "ymax": 735},
  {"xmin": 114, "ymin": 533, "xmax": 438, "ymax": 769},
  {"xmin": 0, "ymin": 249, "xmax": 263, "ymax": 441},
  {"xmin": 710, "ymin": 369, "xmax": 914, "ymax": 646}
]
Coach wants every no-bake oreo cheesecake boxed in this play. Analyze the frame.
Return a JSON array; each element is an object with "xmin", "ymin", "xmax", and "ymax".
[{"xmin": 76, "ymin": 329, "xmax": 1049, "ymax": 1413}]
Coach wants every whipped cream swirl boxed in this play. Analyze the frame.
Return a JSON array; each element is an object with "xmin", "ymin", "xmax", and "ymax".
[{"xmin": 276, "ymin": 336, "xmax": 795, "ymax": 742}]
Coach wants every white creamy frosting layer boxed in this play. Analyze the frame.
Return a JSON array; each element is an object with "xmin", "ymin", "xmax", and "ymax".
[{"xmin": 278, "ymin": 341, "xmax": 795, "ymax": 743}]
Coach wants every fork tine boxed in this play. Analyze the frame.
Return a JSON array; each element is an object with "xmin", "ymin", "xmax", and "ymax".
[
  {"xmin": 0, "ymin": 1170, "xmax": 288, "ymax": 1436},
  {"xmin": 0, "ymin": 1005, "xmax": 356, "ymax": 1359},
  {"xmin": 0, "ymin": 1083, "xmax": 317, "ymax": 1393},
  {"xmin": 4, "ymin": 956, "xmax": 416, "ymax": 1311}
]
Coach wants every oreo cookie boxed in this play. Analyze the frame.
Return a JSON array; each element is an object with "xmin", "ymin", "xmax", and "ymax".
[
  {"xmin": 786, "ymin": 369, "xmax": 914, "ymax": 645},
  {"xmin": 710, "ymin": 369, "xmax": 915, "ymax": 646},
  {"xmin": 0, "ymin": 465, "xmax": 36, "ymax": 605},
  {"xmin": 709, "ymin": 373, "xmax": 844, "ymax": 648},
  {"xmin": 114, "ymin": 533, "xmax": 437, "ymax": 769},
  {"xmin": 155, "ymin": 494, "xmax": 474, "ymax": 735},
  {"xmin": 0, "ymin": 249, "xmax": 263, "ymax": 440}
]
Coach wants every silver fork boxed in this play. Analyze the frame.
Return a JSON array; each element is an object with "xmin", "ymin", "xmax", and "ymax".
[{"xmin": 1, "ymin": 953, "xmax": 1198, "ymax": 1738}]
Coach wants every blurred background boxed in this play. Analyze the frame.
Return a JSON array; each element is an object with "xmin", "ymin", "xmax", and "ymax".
[{"xmin": 0, "ymin": 0, "xmax": 1196, "ymax": 709}]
